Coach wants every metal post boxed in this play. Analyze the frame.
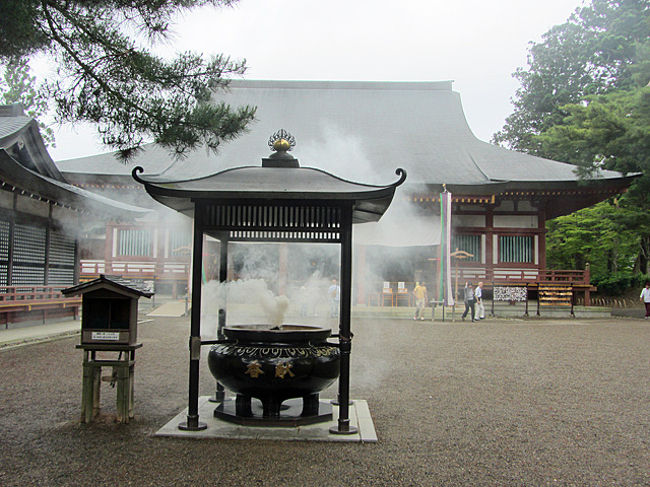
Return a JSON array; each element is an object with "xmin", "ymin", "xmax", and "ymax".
[
  {"xmin": 179, "ymin": 201, "xmax": 207, "ymax": 431},
  {"xmin": 210, "ymin": 234, "xmax": 228, "ymax": 403},
  {"xmin": 524, "ymin": 285, "xmax": 529, "ymax": 317},
  {"xmin": 331, "ymin": 205, "xmax": 358, "ymax": 435}
]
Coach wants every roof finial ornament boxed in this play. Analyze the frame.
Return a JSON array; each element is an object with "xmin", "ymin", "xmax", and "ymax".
[
  {"xmin": 263, "ymin": 129, "xmax": 299, "ymax": 168},
  {"xmin": 442, "ymin": 183, "xmax": 447, "ymax": 193},
  {"xmin": 268, "ymin": 129, "xmax": 296, "ymax": 152}
]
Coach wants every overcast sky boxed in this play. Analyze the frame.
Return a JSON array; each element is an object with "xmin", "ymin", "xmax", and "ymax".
[{"xmin": 47, "ymin": 0, "xmax": 585, "ymax": 161}]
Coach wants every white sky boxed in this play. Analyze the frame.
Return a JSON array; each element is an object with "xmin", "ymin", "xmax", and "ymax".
[{"xmin": 46, "ymin": 0, "xmax": 585, "ymax": 161}]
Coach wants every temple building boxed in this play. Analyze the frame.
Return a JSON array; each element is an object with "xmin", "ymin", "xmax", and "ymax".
[
  {"xmin": 0, "ymin": 104, "xmax": 147, "ymax": 325},
  {"xmin": 55, "ymin": 81, "xmax": 636, "ymax": 304}
]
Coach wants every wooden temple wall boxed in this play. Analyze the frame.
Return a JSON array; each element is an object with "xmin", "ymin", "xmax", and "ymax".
[
  {"xmin": 0, "ymin": 187, "xmax": 81, "ymax": 325},
  {"xmin": 87, "ymin": 196, "xmax": 592, "ymax": 306}
]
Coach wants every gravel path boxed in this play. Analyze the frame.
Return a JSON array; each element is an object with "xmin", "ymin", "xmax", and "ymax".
[{"xmin": 1, "ymin": 317, "xmax": 648, "ymax": 486}]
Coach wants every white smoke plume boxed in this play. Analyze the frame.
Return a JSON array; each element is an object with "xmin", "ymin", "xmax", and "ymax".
[{"xmin": 201, "ymin": 278, "xmax": 292, "ymax": 338}]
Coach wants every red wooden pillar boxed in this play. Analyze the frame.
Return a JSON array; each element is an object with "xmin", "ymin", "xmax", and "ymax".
[
  {"xmin": 538, "ymin": 207, "xmax": 547, "ymax": 270},
  {"xmin": 485, "ymin": 207, "xmax": 494, "ymax": 280}
]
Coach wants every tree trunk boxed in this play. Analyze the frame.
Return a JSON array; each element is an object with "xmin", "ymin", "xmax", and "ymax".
[{"xmin": 640, "ymin": 235, "xmax": 650, "ymax": 275}]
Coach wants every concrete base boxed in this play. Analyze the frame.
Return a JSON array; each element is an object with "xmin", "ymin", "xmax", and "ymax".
[{"xmin": 155, "ymin": 396, "xmax": 377, "ymax": 443}]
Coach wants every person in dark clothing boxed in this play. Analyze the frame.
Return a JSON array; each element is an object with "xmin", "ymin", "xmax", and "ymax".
[{"xmin": 461, "ymin": 281, "xmax": 476, "ymax": 322}]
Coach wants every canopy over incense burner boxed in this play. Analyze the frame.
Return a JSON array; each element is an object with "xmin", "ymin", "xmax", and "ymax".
[{"xmin": 132, "ymin": 130, "xmax": 405, "ymax": 432}]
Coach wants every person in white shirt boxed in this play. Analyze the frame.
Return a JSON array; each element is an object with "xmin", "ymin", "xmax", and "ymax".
[
  {"xmin": 328, "ymin": 278, "xmax": 340, "ymax": 318},
  {"xmin": 474, "ymin": 281, "xmax": 485, "ymax": 320},
  {"xmin": 640, "ymin": 282, "xmax": 650, "ymax": 319}
]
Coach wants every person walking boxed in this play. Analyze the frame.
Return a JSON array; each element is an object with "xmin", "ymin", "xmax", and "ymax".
[
  {"xmin": 640, "ymin": 282, "xmax": 650, "ymax": 319},
  {"xmin": 475, "ymin": 281, "xmax": 485, "ymax": 320},
  {"xmin": 328, "ymin": 278, "xmax": 340, "ymax": 318},
  {"xmin": 461, "ymin": 281, "xmax": 476, "ymax": 322},
  {"xmin": 413, "ymin": 281, "xmax": 428, "ymax": 320}
]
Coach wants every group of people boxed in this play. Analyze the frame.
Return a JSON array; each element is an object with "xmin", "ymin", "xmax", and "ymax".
[
  {"xmin": 326, "ymin": 279, "xmax": 650, "ymax": 321},
  {"xmin": 461, "ymin": 281, "xmax": 485, "ymax": 322},
  {"xmin": 411, "ymin": 281, "xmax": 487, "ymax": 322}
]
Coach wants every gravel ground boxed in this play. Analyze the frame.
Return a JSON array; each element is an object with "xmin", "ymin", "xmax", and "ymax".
[{"xmin": 0, "ymin": 316, "xmax": 648, "ymax": 487}]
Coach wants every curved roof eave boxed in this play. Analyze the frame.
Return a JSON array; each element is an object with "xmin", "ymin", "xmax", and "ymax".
[
  {"xmin": 0, "ymin": 149, "xmax": 151, "ymax": 217},
  {"xmin": 133, "ymin": 164, "xmax": 406, "ymax": 223},
  {"xmin": 0, "ymin": 114, "xmax": 64, "ymax": 181}
]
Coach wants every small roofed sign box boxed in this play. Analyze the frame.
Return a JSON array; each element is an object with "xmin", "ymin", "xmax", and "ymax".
[{"xmin": 62, "ymin": 275, "xmax": 153, "ymax": 345}]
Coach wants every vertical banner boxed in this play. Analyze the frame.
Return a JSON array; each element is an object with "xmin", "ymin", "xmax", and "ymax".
[{"xmin": 440, "ymin": 190, "xmax": 455, "ymax": 306}]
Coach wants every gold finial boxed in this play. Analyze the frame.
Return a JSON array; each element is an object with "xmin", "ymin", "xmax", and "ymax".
[
  {"xmin": 273, "ymin": 138, "xmax": 292, "ymax": 151},
  {"xmin": 268, "ymin": 129, "xmax": 296, "ymax": 152}
]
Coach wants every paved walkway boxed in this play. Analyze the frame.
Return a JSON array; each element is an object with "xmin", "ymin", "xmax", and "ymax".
[
  {"xmin": 0, "ymin": 319, "xmax": 80, "ymax": 349},
  {"xmin": 146, "ymin": 299, "xmax": 188, "ymax": 317},
  {"xmin": 0, "ymin": 299, "xmax": 188, "ymax": 349},
  {"xmin": 1, "ymin": 315, "xmax": 648, "ymax": 486}
]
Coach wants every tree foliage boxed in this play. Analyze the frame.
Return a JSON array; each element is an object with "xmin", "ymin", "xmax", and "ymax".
[
  {"xmin": 546, "ymin": 200, "xmax": 641, "ymax": 278},
  {"xmin": 538, "ymin": 85, "xmax": 650, "ymax": 276},
  {"xmin": 0, "ymin": 58, "xmax": 55, "ymax": 146},
  {"xmin": 493, "ymin": 0, "xmax": 649, "ymax": 154},
  {"xmin": 536, "ymin": 86, "xmax": 650, "ymax": 180},
  {"xmin": 495, "ymin": 0, "xmax": 650, "ymax": 290},
  {"xmin": 0, "ymin": 0, "xmax": 256, "ymax": 159}
]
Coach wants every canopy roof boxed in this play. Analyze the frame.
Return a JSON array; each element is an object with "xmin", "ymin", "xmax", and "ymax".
[{"xmin": 132, "ymin": 143, "xmax": 406, "ymax": 224}]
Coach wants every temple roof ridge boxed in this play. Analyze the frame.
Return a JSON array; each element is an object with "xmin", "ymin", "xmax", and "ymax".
[{"xmin": 55, "ymin": 80, "xmax": 634, "ymax": 192}]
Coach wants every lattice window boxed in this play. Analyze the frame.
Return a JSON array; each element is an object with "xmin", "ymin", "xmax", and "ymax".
[
  {"xmin": 499, "ymin": 235, "xmax": 533, "ymax": 263},
  {"xmin": 0, "ymin": 220, "xmax": 9, "ymax": 286},
  {"xmin": 0, "ymin": 220, "xmax": 9, "ymax": 261},
  {"xmin": 48, "ymin": 232, "xmax": 76, "ymax": 286},
  {"xmin": 118, "ymin": 229, "xmax": 152, "ymax": 256},
  {"xmin": 48, "ymin": 267, "xmax": 74, "ymax": 285},
  {"xmin": 14, "ymin": 224, "xmax": 46, "ymax": 263},
  {"xmin": 205, "ymin": 204, "xmax": 342, "ymax": 243},
  {"xmin": 169, "ymin": 231, "xmax": 191, "ymax": 257},
  {"xmin": 12, "ymin": 265, "xmax": 45, "ymax": 285},
  {"xmin": 451, "ymin": 234, "xmax": 481, "ymax": 262},
  {"xmin": 12, "ymin": 224, "xmax": 46, "ymax": 285},
  {"xmin": 49, "ymin": 232, "xmax": 75, "ymax": 265}
]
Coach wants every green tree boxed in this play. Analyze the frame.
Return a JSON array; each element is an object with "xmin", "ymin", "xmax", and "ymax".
[
  {"xmin": 536, "ymin": 86, "xmax": 650, "ymax": 178},
  {"xmin": 0, "ymin": 0, "xmax": 256, "ymax": 159},
  {"xmin": 0, "ymin": 58, "xmax": 55, "ymax": 146},
  {"xmin": 546, "ymin": 200, "xmax": 641, "ymax": 280},
  {"xmin": 493, "ymin": 0, "xmax": 649, "ymax": 154},
  {"xmin": 495, "ymin": 0, "xmax": 650, "ymax": 287},
  {"xmin": 536, "ymin": 86, "xmax": 650, "ymax": 273}
]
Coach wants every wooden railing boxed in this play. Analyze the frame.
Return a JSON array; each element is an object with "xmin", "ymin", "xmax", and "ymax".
[
  {"xmin": 80, "ymin": 260, "xmax": 190, "ymax": 281},
  {"xmin": 0, "ymin": 285, "xmax": 81, "ymax": 312},
  {"xmin": 454, "ymin": 267, "xmax": 590, "ymax": 285},
  {"xmin": 364, "ymin": 268, "xmax": 592, "ymax": 307}
]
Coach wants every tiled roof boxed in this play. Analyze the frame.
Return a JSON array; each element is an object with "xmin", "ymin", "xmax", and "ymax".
[{"xmin": 55, "ymin": 80, "xmax": 633, "ymax": 190}]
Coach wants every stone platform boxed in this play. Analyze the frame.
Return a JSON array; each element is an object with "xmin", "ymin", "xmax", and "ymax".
[{"xmin": 155, "ymin": 396, "xmax": 377, "ymax": 443}]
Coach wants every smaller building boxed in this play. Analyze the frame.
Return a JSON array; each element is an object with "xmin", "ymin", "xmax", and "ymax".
[
  {"xmin": 0, "ymin": 104, "xmax": 148, "ymax": 325},
  {"xmin": 62, "ymin": 274, "xmax": 153, "ymax": 345}
]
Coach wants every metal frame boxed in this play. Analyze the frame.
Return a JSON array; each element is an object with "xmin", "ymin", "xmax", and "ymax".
[
  {"xmin": 179, "ymin": 199, "xmax": 358, "ymax": 434},
  {"xmin": 133, "ymin": 137, "xmax": 404, "ymax": 435}
]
